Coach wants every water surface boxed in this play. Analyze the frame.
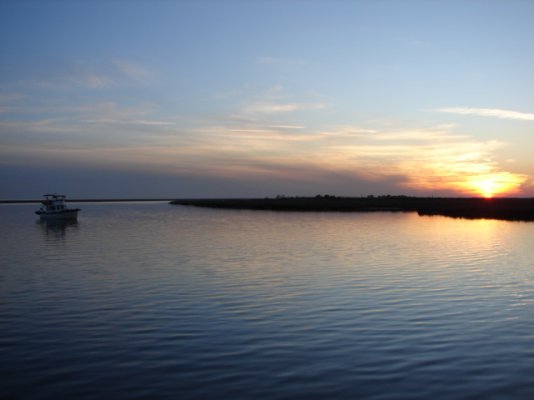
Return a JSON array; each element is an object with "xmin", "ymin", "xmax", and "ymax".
[{"xmin": 1, "ymin": 203, "xmax": 533, "ymax": 399}]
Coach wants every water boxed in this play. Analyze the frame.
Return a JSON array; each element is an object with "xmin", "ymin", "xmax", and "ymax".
[{"xmin": 1, "ymin": 202, "xmax": 534, "ymax": 399}]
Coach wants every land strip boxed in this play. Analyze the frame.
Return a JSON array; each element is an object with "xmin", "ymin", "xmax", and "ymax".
[{"xmin": 171, "ymin": 196, "xmax": 534, "ymax": 222}]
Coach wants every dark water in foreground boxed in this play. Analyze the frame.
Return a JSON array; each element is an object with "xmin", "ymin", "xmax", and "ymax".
[{"xmin": 1, "ymin": 202, "xmax": 533, "ymax": 399}]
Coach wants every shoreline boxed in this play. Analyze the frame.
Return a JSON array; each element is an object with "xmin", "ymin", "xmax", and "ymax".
[
  {"xmin": 171, "ymin": 196, "xmax": 534, "ymax": 222},
  {"xmin": 0, "ymin": 198, "xmax": 173, "ymax": 204},
  {"xmin": 4, "ymin": 196, "xmax": 534, "ymax": 222}
]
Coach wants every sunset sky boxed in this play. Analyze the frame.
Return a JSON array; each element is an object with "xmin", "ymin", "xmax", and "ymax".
[{"xmin": 1, "ymin": 0, "xmax": 533, "ymax": 199}]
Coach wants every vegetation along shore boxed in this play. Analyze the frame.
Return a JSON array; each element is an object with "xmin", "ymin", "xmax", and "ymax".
[{"xmin": 171, "ymin": 196, "xmax": 534, "ymax": 222}]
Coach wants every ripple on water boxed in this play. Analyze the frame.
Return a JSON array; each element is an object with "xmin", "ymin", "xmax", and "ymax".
[{"xmin": 1, "ymin": 204, "xmax": 534, "ymax": 399}]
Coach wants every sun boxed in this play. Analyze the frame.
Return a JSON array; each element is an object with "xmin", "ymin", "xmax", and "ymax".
[
  {"xmin": 465, "ymin": 173, "xmax": 524, "ymax": 198},
  {"xmin": 473, "ymin": 178, "xmax": 500, "ymax": 198}
]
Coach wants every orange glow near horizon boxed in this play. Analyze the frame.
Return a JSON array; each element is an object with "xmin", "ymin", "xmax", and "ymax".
[
  {"xmin": 473, "ymin": 178, "xmax": 501, "ymax": 198},
  {"xmin": 462, "ymin": 173, "xmax": 524, "ymax": 198}
]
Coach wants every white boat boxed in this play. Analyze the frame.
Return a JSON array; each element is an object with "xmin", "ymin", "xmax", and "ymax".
[{"xmin": 35, "ymin": 194, "xmax": 81, "ymax": 220}]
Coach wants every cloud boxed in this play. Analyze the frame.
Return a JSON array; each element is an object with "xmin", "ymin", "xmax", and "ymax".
[
  {"xmin": 131, "ymin": 120, "xmax": 176, "ymax": 126},
  {"xmin": 0, "ymin": 100, "xmax": 176, "ymax": 153},
  {"xmin": 66, "ymin": 71, "xmax": 113, "ymax": 89},
  {"xmin": 319, "ymin": 126, "xmax": 377, "ymax": 138},
  {"xmin": 112, "ymin": 59, "xmax": 156, "ymax": 84},
  {"xmin": 241, "ymin": 102, "xmax": 326, "ymax": 115},
  {"xmin": 3, "ymin": 104, "xmax": 526, "ymax": 197},
  {"xmin": 7, "ymin": 59, "xmax": 156, "ymax": 90},
  {"xmin": 437, "ymin": 107, "xmax": 534, "ymax": 121},
  {"xmin": 150, "ymin": 120, "xmax": 526, "ymax": 196},
  {"xmin": 29, "ymin": 66, "xmax": 114, "ymax": 89},
  {"xmin": 1, "ymin": 91, "xmax": 528, "ymax": 197},
  {"xmin": 519, "ymin": 178, "xmax": 534, "ymax": 196},
  {"xmin": 268, "ymin": 124, "xmax": 304, "ymax": 130}
]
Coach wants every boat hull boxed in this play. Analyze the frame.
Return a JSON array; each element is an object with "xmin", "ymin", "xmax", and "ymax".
[{"xmin": 35, "ymin": 209, "xmax": 80, "ymax": 220}]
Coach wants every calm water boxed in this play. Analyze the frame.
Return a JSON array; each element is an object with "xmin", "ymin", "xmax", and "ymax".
[{"xmin": 1, "ymin": 202, "xmax": 534, "ymax": 399}]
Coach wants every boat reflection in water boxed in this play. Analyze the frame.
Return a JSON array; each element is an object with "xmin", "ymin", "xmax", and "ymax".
[{"xmin": 38, "ymin": 219, "xmax": 79, "ymax": 240}]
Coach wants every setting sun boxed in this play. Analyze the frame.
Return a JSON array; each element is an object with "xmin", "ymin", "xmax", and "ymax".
[
  {"xmin": 465, "ymin": 173, "xmax": 525, "ymax": 198},
  {"xmin": 474, "ymin": 178, "xmax": 501, "ymax": 198}
]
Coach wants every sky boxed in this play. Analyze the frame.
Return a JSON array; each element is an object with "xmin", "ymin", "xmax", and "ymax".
[{"xmin": 1, "ymin": 0, "xmax": 533, "ymax": 199}]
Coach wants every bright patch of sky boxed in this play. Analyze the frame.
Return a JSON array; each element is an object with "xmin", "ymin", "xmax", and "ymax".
[{"xmin": 1, "ymin": 0, "xmax": 533, "ymax": 198}]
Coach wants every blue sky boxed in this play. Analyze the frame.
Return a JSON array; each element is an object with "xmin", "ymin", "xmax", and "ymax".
[{"xmin": 1, "ymin": 0, "xmax": 533, "ymax": 198}]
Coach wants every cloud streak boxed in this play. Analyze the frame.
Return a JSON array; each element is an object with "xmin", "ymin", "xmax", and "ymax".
[
  {"xmin": 241, "ymin": 102, "xmax": 326, "ymax": 115},
  {"xmin": 112, "ymin": 59, "xmax": 157, "ymax": 85},
  {"xmin": 437, "ymin": 107, "xmax": 534, "ymax": 121},
  {"xmin": 6, "ymin": 59, "xmax": 157, "ymax": 90}
]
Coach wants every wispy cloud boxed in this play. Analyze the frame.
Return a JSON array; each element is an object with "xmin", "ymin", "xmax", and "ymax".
[
  {"xmin": 7, "ymin": 59, "xmax": 156, "ymax": 90},
  {"xmin": 0, "ymin": 100, "xmax": 176, "ymax": 149},
  {"xmin": 65, "ymin": 70, "xmax": 113, "ymax": 89},
  {"xmin": 437, "ymin": 107, "xmax": 534, "ymax": 121},
  {"xmin": 1, "ymin": 93, "xmax": 527, "ymax": 196},
  {"xmin": 72, "ymin": 101, "xmax": 175, "ymax": 126},
  {"xmin": 268, "ymin": 124, "xmax": 304, "ymax": 130},
  {"xmin": 112, "ymin": 59, "xmax": 156, "ymax": 85},
  {"xmin": 193, "ymin": 121, "xmax": 527, "ymax": 196},
  {"xmin": 30, "ymin": 66, "xmax": 114, "ymax": 90},
  {"xmin": 241, "ymin": 102, "xmax": 326, "ymax": 115}
]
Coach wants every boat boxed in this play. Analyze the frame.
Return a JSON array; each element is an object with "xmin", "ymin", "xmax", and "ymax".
[{"xmin": 35, "ymin": 194, "xmax": 81, "ymax": 220}]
